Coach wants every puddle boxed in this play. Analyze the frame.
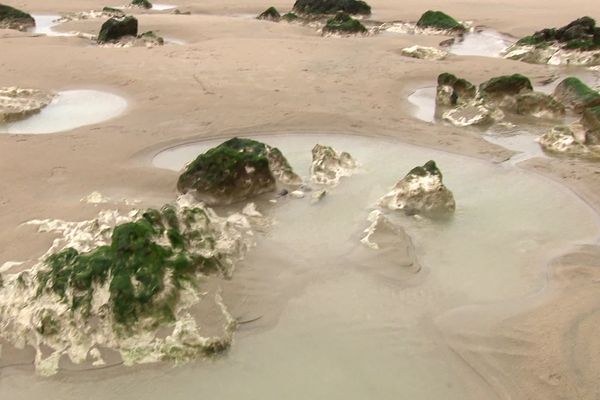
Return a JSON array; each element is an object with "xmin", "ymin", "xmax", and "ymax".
[
  {"xmin": 407, "ymin": 86, "xmax": 436, "ymax": 123},
  {"xmin": 4, "ymin": 132, "xmax": 597, "ymax": 399},
  {"xmin": 446, "ymin": 28, "xmax": 514, "ymax": 57},
  {"xmin": 31, "ymin": 15, "xmax": 70, "ymax": 37},
  {"xmin": 0, "ymin": 90, "xmax": 127, "ymax": 134}
]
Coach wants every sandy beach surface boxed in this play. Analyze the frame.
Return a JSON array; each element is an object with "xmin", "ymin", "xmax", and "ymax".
[{"xmin": 1, "ymin": 0, "xmax": 600, "ymax": 398}]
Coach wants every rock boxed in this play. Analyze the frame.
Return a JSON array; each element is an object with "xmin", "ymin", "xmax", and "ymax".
[
  {"xmin": 538, "ymin": 125, "xmax": 593, "ymax": 156},
  {"xmin": 553, "ymin": 77, "xmax": 600, "ymax": 112},
  {"xmin": 310, "ymin": 144, "xmax": 357, "ymax": 185},
  {"xmin": 177, "ymin": 137, "xmax": 301, "ymax": 205},
  {"xmin": 137, "ymin": 30, "xmax": 164, "ymax": 46},
  {"xmin": 378, "ymin": 160, "xmax": 455, "ymax": 217},
  {"xmin": 442, "ymin": 103, "xmax": 499, "ymax": 126},
  {"xmin": 478, "ymin": 74, "xmax": 533, "ymax": 101},
  {"xmin": 416, "ymin": 10, "xmax": 465, "ymax": 32},
  {"xmin": 282, "ymin": 12, "xmax": 299, "ymax": 22},
  {"xmin": 322, "ymin": 12, "xmax": 367, "ymax": 35},
  {"xmin": 582, "ymin": 105, "xmax": 600, "ymax": 144},
  {"xmin": 97, "ymin": 16, "xmax": 138, "ymax": 43},
  {"xmin": 131, "ymin": 0, "xmax": 152, "ymax": 9},
  {"xmin": 102, "ymin": 7, "xmax": 126, "ymax": 17},
  {"xmin": 436, "ymin": 72, "xmax": 476, "ymax": 106},
  {"xmin": 257, "ymin": 6, "xmax": 281, "ymax": 21},
  {"xmin": 0, "ymin": 4, "xmax": 35, "ymax": 31},
  {"xmin": 293, "ymin": 0, "xmax": 371, "ymax": 15},
  {"xmin": 0, "ymin": 87, "xmax": 55, "ymax": 123},
  {"xmin": 508, "ymin": 92, "xmax": 566, "ymax": 119},
  {"xmin": 401, "ymin": 45, "xmax": 448, "ymax": 60},
  {"xmin": 290, "ymin": 190, "xmax": 305, "ymax": 198},
  {"xmin": 311, "ymin": 189, "xmax": 327, "ymax": 203}
]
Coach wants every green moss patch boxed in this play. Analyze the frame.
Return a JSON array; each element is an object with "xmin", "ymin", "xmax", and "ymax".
[
  {"xmin": 416, "ymin": 10, "xmax": 464, "ymax": 31},
  {"xmin": 293, "ymin": 0, "xmax": 371, "ymax": 16},
  {"xmin": 479, "ymin": 74, "xmax": 533, "ymax": 99}
]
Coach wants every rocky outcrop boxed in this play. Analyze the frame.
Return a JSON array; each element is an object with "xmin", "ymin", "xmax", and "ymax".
[
  {"xmin": 177, "ymin": 137, "xmax": 301, "ymax": 205},
  {"xmin": 436, "ymin": 72, "xmax": 476, "ymax": 107},
  {"xmin": 504, "ymin": 17, "xmax": 600, "ymax": 65},
  {"xmin": 416, "ymin": 10, "xmax": 465, "ymax": 33},
  {"xmin": 553, "ymin": 77, "xmax": 600, "ymax": 112},
  {"xmin": 310, "ymin": 144, "xmax": 357, "ymax": 185},
  {"xmin": 97, "ymin": 15, "xmax": 138, "ymax": 43},
  {"xmin": 0, "ymin": 4, "xmax": 35, "ymax": 31},
  {"xmin": 0, "ymin": 87, "xmax": 55, "ymax": 123},
  {"xmin": 379, "ymin": 160, "xmax": 455, "ymax": 217},
  {"xmin": 322, "ymin": 12, "xmax": 367, "ymax": 35},
  {"xmin": 400, "ymin": 45, "xmax": 448, "ymax": 60},
  {"xmin": 257, "ymin": 6, "xmax": 281, "ymax": 21},
  {"xmin": 293, "ymin": 0, "xmax": 371, "ymax": 15}
]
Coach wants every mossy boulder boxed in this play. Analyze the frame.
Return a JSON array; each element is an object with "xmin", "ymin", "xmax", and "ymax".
[
  {"xmin": 416, "ymin": 10, "xmax": 465, "ymax": 32},
  {"xmin": 322, "ymin": 12, "xmax": 367, "ymax": 35},
  {"xmin": 257, "ymin": 6, "xmax": 281, "ymax": 21},
  {"xmin": 293, "ymin": 0, "xmax": 371, "ymax": 15},
  {"xmin": 97, "ymin": 15, "xmax": 138, "ymax": 43},
  {"xmin": 177, "ymin": 138, "xmax": 301, "ymax": 205},
  {"xmin": 479, "ymin": 74, "xmax": 533, "ymax": 100},
  {"xmin": 553, "ymin": 77, "xmax": 600, "ymax": 112},
  {"xmin": 436, "ymin": 73, "xmax": 476, "ymax": 106},
  {"xmin": 0, "ymin": 4, "xmax": 35, "ymax": 31},
  {"xmin": 515, "ymin": 17, "xmax": 600, "ymax": 51},
  {"xmin": 131, "ymin": 0, "xmax": 152, "ymax": 9}
]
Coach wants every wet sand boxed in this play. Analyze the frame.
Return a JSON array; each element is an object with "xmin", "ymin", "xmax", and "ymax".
[{"xmin": 1, "ymin": 0, "xmax": 600, "ymax": 398}]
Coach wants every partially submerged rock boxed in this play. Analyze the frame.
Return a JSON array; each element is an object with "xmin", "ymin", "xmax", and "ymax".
[
  {"xmin": 310, "ymin": 144, "xmax": 357, "ymax": 185},
  {"xmin": 504, "ymin": 17, "xmax": 600, "ymax": 65},
  {"xmin": 401, "ymin": 45, "xmax": 448, "ymax": 60},
  {"xmin": 257, "ymin": 6, "xmax": 281, "ymax": 21},
  {"xmin": 553, "ymin": 77, "xmax": 600, "ymax": 112},
  {"xmin": 379, "ymin": 160, "xmax": 455, "ymax": 217},
  {"xmin": 0, "ymin": 4, "xmax": 34, "ymax": 31},
  {"xmin": 0, "ymin": 87, "xmax": 55, "ymax": 123},
  {"xmin": 177, "ymin": 137, "xmax": 301, "ymax": 205},
  {"xmin": 293, "ymin": 0, "xmax": 371, "ymax": 15},
  {"xmin": 131, "ymin": 0, "xmax": 153, "ymax": 9},
  {"xmin": 416, "ymin": 10, "xmax": 465, "ymax": 33},
  {"xmin": 322, "ymin": 12, "xmax": 367, "ymax": 35},
  {"xmin": 436, "ymin": 72, "xmax": 476, "ymax": 106},
  {"xmin": 97, "ymin": 15, "xmax": 138, "ymax": 43},
  {"xmin": 0, "ymin": 194, "xmax": 256, "ymax": 375}
]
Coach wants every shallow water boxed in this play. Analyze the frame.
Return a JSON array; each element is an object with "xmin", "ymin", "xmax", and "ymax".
[
  {"xmin": 2, "ymin": 133, "xmax": 598, "ymax": 399},
  {"xmin": 446, "ymin": 29, "xmax": 513, "ymax": 57},
  {"xmin": 31, "ymin": 15, "xmax": 69, "ymax": 37},
  {"xmin": 0, "ymin": 90, "xmax": 127, "ymax": 134},
  {"xmin": 151, "ymin": 3, "xmax": 177, "ymax": 10}
]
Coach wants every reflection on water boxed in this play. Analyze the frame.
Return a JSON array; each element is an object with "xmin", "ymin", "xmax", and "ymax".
[{"xmin": 0, "ymin": 90, "xmax": 127, "ymax": 134}]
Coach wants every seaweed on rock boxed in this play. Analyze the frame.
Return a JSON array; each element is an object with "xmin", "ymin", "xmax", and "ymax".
[
  {"xmin": 416, "ymin": 10, "xmax": 465, "ymax": 32},
  {"xmin": 322, "ymin": 12, "xmax": 367, "ymax": 35},
  {"xmin": 293, "ymin": 0, "xmax": 371, "ymax": 16}
]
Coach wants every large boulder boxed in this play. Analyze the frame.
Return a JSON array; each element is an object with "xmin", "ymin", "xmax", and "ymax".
[
  {"xmin": 292, "ymin": 0, "xmax": 371, "ymax": 15},
  {"xmin": 378, "ymin": 160, "xmax": 455, "ymax": 217},
  {"xmin": 97, "ymin": 16, "xmax": 138, "ymax": 43},
  {"xmin": 553, "ymin": 77, "xmax": 600, "ymax": 112},
  {"xmin": 478, "ymin": 74, "xmax": 533, "ymax": 101},
  {"xmin": 0, "ymin": 4, "xmax": 35, "ymax": 31},
  {"xmin": 0, "ymin": 87, "xmax": 55, "ymax": 123},
  {"xmin": 310, "ymin": 144, "xmax": 357, "ymax": 185},
  {"xmin": 177, "ymin": 138, "xmax": 301, "ymax": 205},
  {"xmin": 436, "ymin": 73, "xmax": 476, "ymax": 106},
  {"xmin": 322, "ymin": 12, "xmax": 367, "ymax": 35},
  {"xmin": 257, "ymin": 6, "xmax": 281, "ymax": 21},
  {"xmin": 416, "ymin": 10, "xmax": 465, "ymax": 32}
]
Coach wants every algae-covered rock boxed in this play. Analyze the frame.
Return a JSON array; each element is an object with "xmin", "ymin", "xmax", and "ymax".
[
  {"xmin": 97, "ymin": 15, "xmax": 138, "ymax": 43},
  {"xmin": 177, "ymin": 137, "xmax": 301, "ymax": 205},
  {"xmin": 582, "ymin": 105, "xmax": 600, "ymax": 144},
  {"xmin": 257, "ymin": 6, "xmax": 281, "ymax": 21},
  {"xmin": 401, "ymin": 45, "xmax": 448, "ymax": 60},
  {"xmin": 0, "ymin": 87, "xmax": 55, "ymax": 123},
  {"xmin": 416, "ymin": 10, "xmax": 465, "ymax": 32},
  {"xmin": 282, "ymin": 12, "xmax": 299, "ymax": 22},
  {"xmin": 131, "ymin": 0, "xmax": 152, "ymax": 9},
  {"xmin": 310, "ymin": 144, "xmax": 357, "ymax": 185},
  {"xmin": 293, "ymin": 0, "xmax": 371, "ymax": 15},
  {"xmin": 0, "ymin": 4, "xmax": 35, "ymax": 31},
  {"xmin": 478, "ymin": 74, "xmax": 533, "ymax": 101},
  {"xmin": 553, "ymin": 77, "xmax": 600, "ymax": 112},
  {"xmin": 436, "ymin": 72, "xmax": 476, "ymax": 106},
  {"xmin": 322, "ymin": 12, "xmax": 367, "ymax": 35},
  {"xmin": 379, "ymin": 160, "xmax": 455, "ymax": 217},
  {"xmin": 137, "ymin": 30, "xmax": 164, "ymax": 46}
]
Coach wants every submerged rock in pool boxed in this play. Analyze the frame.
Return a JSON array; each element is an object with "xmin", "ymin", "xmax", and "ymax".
[
  {"xmin": 322, "ymin": 12, "xmax": 367, "ymax": 35},
  {"xmin": 257, "ymin": 6, "xmax": 281, "ymax": 22},
  {"xmin": 0, "ymin": 4, "xmax": 35, "ymax": 31},
  {"xmin": 379, "ymin": 160, "xmax": 455, "ymax": 217},
  {"xmin": 178, "ymin": 137, "xmax": 302, "ymax": 205},
  {"xmin": 553, "ymin": 77, "xmax": 600, "ymax": 112},
  {"xmin": 504, "ymin": 16, "xmax": 600, "ymax": 66},
  {"xmin": 0, "ymin": 87, "xmax": 55, "ymax": 123},
  {"xmin": 401, "ymin": 45, "xmax": 448, "ymax": 60},
  {"xmin": 97, "ymin": 15, "xmax": 138, "ymax": 43},
  {"xmin": 292, "ymin": 0, "xmax": 371, "ymax": 16},
  {"xmin": 416, "ymin": 10, "xmax": 465, "ymax": 33},
  {"xmin": 310, "ymin": 143, "xmax": 357, "ymax": 185},
  {"xmin": 0, "ymin": 194, "xmax": 257, "ymax": 375}
]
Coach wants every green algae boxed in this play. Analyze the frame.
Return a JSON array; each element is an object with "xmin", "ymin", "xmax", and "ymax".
[
  {"xmin": 292, "ymin": 0, "xmax": 371, "ymax": 15},
  {"xmin": 131, "ymin": 0, "xmax": 152, "ymax": 9},
  {"xmin": 479, "ymin": 74, "xmax": 533, "ymax": 99},
  {"xmin": 416, "ymin": 10, "xmax": 464, "ymax": 31},
  {"xmin": 323, "ymin": 12, "xmax": 367, "ymax": 34}
]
